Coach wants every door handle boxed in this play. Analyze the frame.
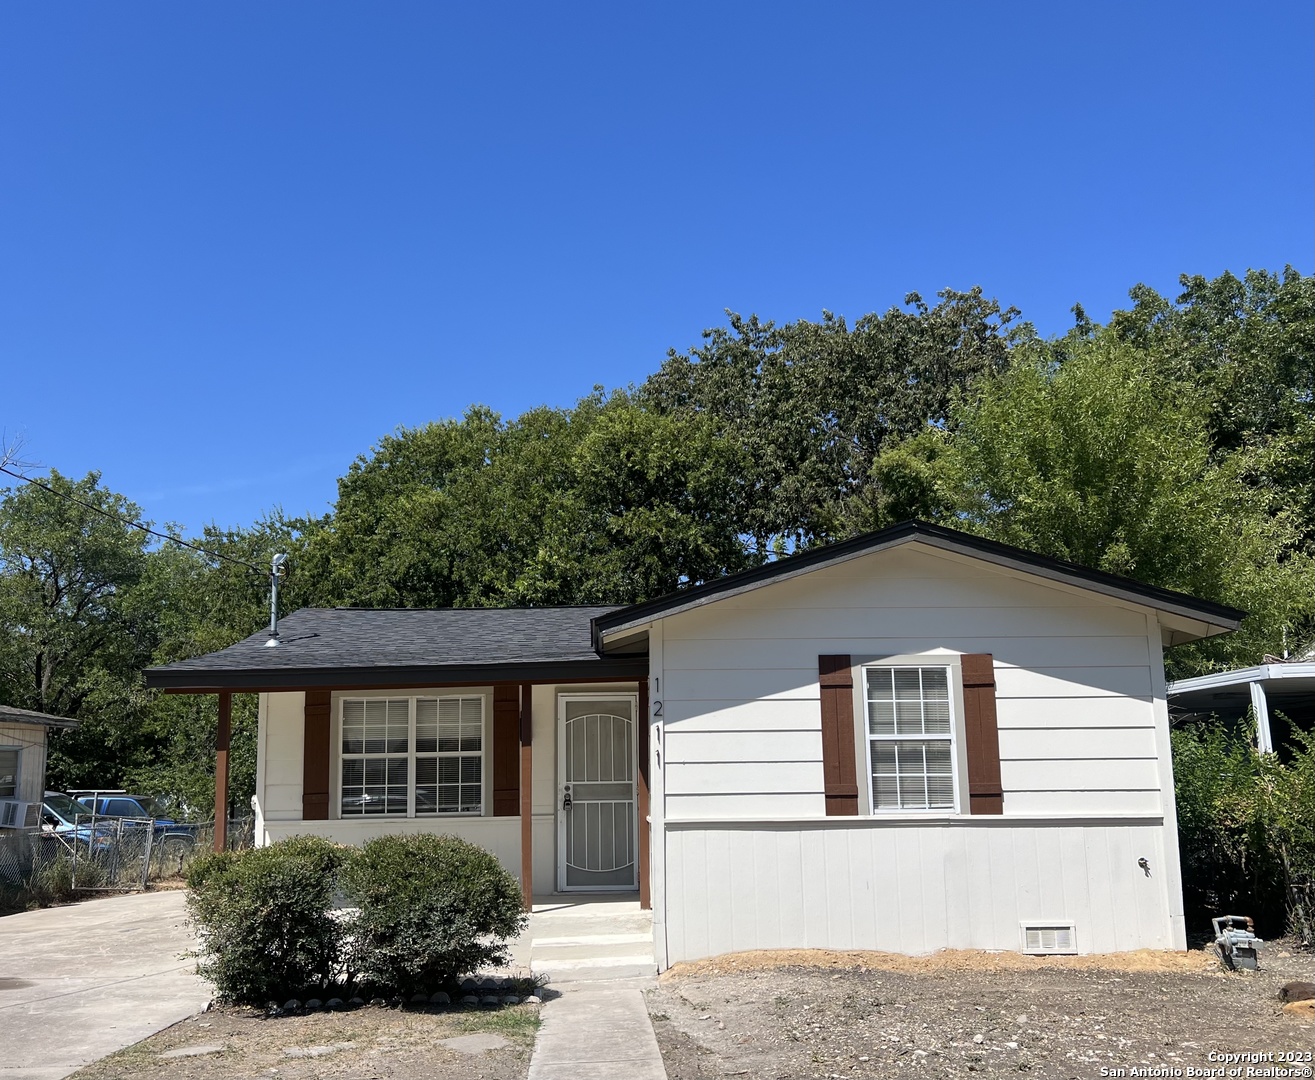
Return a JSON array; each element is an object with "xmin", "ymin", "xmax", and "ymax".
[{"xmin": 562, "ymin": 789, "xmax": 572, "ymax": 811}]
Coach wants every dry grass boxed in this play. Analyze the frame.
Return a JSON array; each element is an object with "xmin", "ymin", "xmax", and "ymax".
[{"xmin": 661, "ymin": 945, "xmax": 1220, "ymax": 980}]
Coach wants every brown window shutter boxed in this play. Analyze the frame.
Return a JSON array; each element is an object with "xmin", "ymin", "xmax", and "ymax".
[
  {"xmin": 961, "ymin": 653, "xmax": 1004, "ymax": 815},
  {"xmin": 492, "ymin": 684, "xmax": 520, "ymax": 816},
  {"xmin": 302, "ymin": 690, "xmax": 331, "ymax": 820},
  {"xmin": 819, "ymin": 655, "xmax": 859, "ymax": 816}
]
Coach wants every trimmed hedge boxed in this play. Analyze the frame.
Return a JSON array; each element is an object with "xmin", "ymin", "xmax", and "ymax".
[
  {"xmin": 340, "ymin": 834, "xmax": 526, "ymax": 994},
  {"xmin": 185, "ymin": 833, "xmax": 528, "ymax": 1003},
  {"xmin": 186, "ymin": 836, "xmax": 346, "ymax": 1003}
]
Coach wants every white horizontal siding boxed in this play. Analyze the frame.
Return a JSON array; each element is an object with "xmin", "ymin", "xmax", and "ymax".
[
  {"xmin": 665, "ymin": 729, "xmax": 821, "ymax": 763},
  {"xmin": 667, "ymin": 793, "xmax": 823, "ymax": 818},
  {"xmin": 658, "ymin": 543, "xmax": 1166, "ymax": 821},
  {"xmin": 665, "ymin": 761, "xmax": 823, "ymax": 796},
  {"xmin": 663, "ymin": 820, "xmax": 1173, "ymax": 962},
  {"xmin": 995, "ymin": 666, "xmax": 1152, "ymax": 699},
  {"xmin": 661, "ymin": 699, "xmax": 820, "ymax": 731},
  {"xmin": 996, "ymin": 697, "xmax": 1156, "ymax": 729},
  {"xmin": 998, "ymin": 727, "xmax": 1158, "ymax": 760},
  {"xmin": 667, "ymin": 603, "xmax": 1150, "ymax": 642},
  {"xmin": 664, "ymin": 635, "xmax": 1155, "ymax": 671},
  {"xmin": 1000, "ymin": 758, "xmax": 1160, "ymax": 792},
  {"xmin": 1005, "ymin": 790, "xmax": 1164, "ymax": 815},
  {"xmin": 666, "ymin": 667, "xmax": 819, "ymax": 702}
]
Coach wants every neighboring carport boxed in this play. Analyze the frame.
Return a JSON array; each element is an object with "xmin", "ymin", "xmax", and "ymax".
[
  {"xmin": 1168, "ymin": 661, "xmax": 1315, "ymax": 754},
  {"xmin": 0, "ymin": 890, "xmax": 208, "ymax": 1080}
]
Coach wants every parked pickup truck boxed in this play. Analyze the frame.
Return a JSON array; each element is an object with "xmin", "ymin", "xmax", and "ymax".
[
  {"xmin": 70, "ymin": 793, "xmax": 199, "ymax": 860},
  {"xmin": 39, "ymin": 792, "xmax": 115, "ymax": 852}
]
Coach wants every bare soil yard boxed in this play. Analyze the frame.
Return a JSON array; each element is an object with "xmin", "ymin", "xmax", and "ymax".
[
  {"xmin": 647, "ymin": 947, "xmax": 1315, "ymax": 1079},
  {"xmin": 68, "ymin": 1002, "xmax": 539, "ymax": 1080}
]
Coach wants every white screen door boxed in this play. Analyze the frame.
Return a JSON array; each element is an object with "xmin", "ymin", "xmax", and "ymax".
[{"xmin": 557, "ymin": 694, "xmax": 638, "ymax": 892}]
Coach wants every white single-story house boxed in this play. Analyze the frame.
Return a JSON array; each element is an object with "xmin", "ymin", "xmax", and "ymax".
[
  {"xmin": 0, "ymin": 705, "xmax": 79, "ymax": 829},
  {"xmin": 144, "ymin": 520, "xmax": 1244, "ymax": 967}
]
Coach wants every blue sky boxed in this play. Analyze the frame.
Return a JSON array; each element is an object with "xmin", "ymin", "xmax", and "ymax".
[{"xmin": 2, "ymin": 3, "xmax": 1311, "ymax": 535}]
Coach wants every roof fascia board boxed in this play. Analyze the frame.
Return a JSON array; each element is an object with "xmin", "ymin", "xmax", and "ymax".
[
  {"xmin": 595, "ymin": 525, "xmax": 1244, "ymax": 643},
  {"xmin": 144, "ymin": 657, "xmax": 650, "ymax": 693},
  {"xmin": 0, "ymin": 712, "xmax": 79, "ymax": 730},
  {"xmin": 1169, "ymin": 662, "xmax": 1315, "ymax": 695}
]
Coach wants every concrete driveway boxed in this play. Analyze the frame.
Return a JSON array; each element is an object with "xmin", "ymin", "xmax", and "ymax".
[{"xmin": 0, "ymin": 890, "xmax": 210, "ymax": 1080}]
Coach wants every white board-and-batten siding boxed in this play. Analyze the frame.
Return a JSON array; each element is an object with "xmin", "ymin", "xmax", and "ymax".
[
  {"xmin": 649, "ymin": 543, "xmax": 1184, "ymax": 960},
  {"xmin": 663, "ymin": 819, "xmax": 1173, "ymax": 961}
]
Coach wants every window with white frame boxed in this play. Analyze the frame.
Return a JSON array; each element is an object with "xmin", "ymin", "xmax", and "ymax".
[
  {"xmin": 340, "ymin": 696, "xmax": 483, "ymax": 817},
  {"xmin": 865, "ymin": 666, "xmax": 955, "ymax": 810},
  {"xmin": 0, "ymin": 748, "xmax": 17, "ymax": 799},
  {"xmin": 415, "ymin": 697, "xmax": 483, "ymax": 814}
]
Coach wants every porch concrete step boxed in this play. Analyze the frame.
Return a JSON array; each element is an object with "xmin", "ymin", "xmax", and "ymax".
[
  {"xmin": 532, "ymin": 908, "xmax": 651, "ymax": 927},
  {"xmin": 529, "ymin": 900, "xmax": 655, "ymax": 984},
  {"xmin": 532, "ymin": 959, "xmax": 659, "ymax": 984},
  {"xmin": 531, "ymin": 926, "xmax": 654, "ymax": 941},
  {"xmin": 533, "ymin": 941, "xmax": 654, "ymax": 963}
]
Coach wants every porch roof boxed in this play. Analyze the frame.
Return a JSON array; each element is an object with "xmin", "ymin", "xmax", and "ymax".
[{"xmin": 143, "ymin": 606, "xmax": 647, "ymax": 692}]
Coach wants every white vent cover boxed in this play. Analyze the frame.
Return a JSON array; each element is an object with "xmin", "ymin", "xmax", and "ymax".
[{"xmin": 1021, "ymin": 922, "xmax": 1077, "ymax": 954}]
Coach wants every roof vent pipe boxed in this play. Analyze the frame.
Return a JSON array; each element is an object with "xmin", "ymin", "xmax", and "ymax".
[{"xmin": 265, "ymin": 553, "xmax": 289, "ymax": 647}]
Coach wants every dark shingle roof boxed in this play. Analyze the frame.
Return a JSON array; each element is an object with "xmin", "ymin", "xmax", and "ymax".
[
  {"xmin": 0, "ymin": 704, "xmax": 80, "ymax": 730},
  {"xmin": 144, "ymin": 606, "xmax": 644, "ymax": 691}
]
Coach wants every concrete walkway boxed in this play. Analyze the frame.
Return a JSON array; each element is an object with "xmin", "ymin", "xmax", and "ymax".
[
  {"xmin": 0, "ymin": 890, "xmax": 210, "ymax": 1080},
  {"xmin": 528, "ymin": 980, "xmax": 667, "ymax": 1080}
]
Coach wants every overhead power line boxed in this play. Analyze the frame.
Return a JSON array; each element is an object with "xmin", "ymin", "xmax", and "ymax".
[{"xmin": 0, "ymin": 463, "xmax": 270, "ymax": 577}]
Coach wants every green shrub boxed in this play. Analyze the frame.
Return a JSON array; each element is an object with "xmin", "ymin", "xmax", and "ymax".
[
  {"xmin": 341, "ymin": 834, "xmax": 526, "ymax": 994},
  {"xmin": 1174, "ymin": 722, "xmax": 1315, "ymax": 941},
  {"xmin": 185, "ymin": 836, "xmax": 346, "ymax": 1003}
]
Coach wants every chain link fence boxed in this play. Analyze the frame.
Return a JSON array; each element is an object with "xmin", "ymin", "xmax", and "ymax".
[{"xmin": 0, "ymin": 815, "xmax": 254, "ymax": 895}]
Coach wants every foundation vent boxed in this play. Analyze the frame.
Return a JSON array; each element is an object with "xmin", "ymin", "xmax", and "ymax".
[{"xmin": 1021, "ymin": 922, "xmax": 1077, "ymax": 954}]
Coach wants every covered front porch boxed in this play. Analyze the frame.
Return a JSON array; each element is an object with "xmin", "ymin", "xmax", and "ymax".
[{"xmin": 142, "ymin": 606, "xmax": 653, "ymax": 912}]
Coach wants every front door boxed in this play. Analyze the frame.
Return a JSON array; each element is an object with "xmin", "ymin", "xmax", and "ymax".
[{"xmin": 556, "ymin": 694, "xmax": 639, "ymax": 892}]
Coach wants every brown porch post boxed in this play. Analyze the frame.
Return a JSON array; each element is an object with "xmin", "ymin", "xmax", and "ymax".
[
  {"xmin": 519, "ymin": 683, "xmax": 533, "ymax": 911},
  {"xmin": 637, "ymin": 678, "xmax": 651, "ymax": 910},
  {"xmin": 214, "ymin": 691, "xmax": 231, "ymax": 852}
]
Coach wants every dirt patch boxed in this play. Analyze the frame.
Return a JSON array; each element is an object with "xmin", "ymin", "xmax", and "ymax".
[
  {"xmin": 68, "ymin": 1002, "xmax": 539, "ymax": 1080},
  {"xmin": 648, "ymin": 946, "xmax": 1315, "ymax": 1079},
  {"xmin": 663, "ymin": 947, "xmax": 1217, "ymax": 978}
]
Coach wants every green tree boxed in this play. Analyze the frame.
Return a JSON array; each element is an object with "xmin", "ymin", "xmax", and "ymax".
[
  {"xmin": 298, "ymin": 393, "xmax": 753, "ymax": 608},
  {"xmin": 0, "ymin": 471, "xmax": 162, "ymax": 787},
  {"xmin": 641, "ymin": 288, "xmax": 1023, "ymax": 551},
  {"xmin": 931, "ymin": 336, "xmax": 1315, "ymax": 675}
]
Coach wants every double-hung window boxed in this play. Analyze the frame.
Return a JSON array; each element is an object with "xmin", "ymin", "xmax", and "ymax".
[
  {"xmin": 340, "ymin": 695, "xmax": 483, "ymax": 817},
  {"xmin": 415, "ymin": 697, "xmax": 483, "ymax": 815},
  {"xmin": 865, "ymin": 666, "xmax": 956, "ymax": 810}
]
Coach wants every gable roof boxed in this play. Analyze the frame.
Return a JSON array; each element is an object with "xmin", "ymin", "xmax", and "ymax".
[
  {"xmin": 144, "ymin": 606, "xmax": 646, "ymax": 692},
  {"xmin": 0, "ymin": 704, "xmax": 80, "ymax": 730},
  {"xmin": 144, "ymin": 521, "xmax": 1246, "ymax": 692},
  {"xmin": 592, "ymin": 520, "xmax": 1246, "ymax": 648}
]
